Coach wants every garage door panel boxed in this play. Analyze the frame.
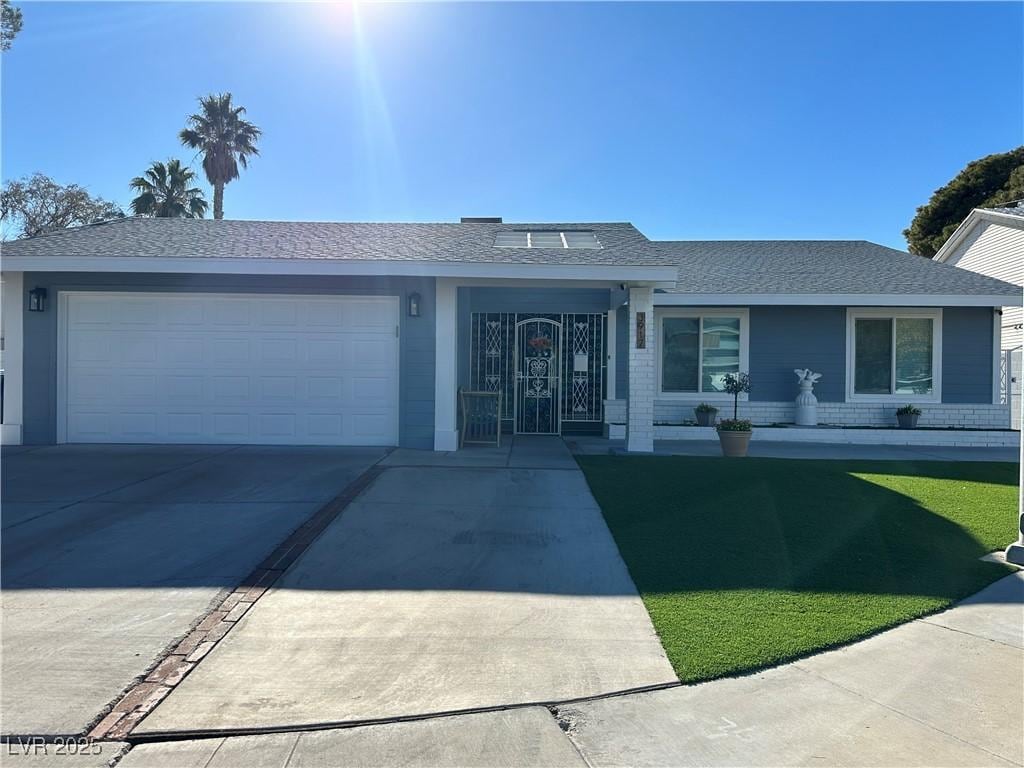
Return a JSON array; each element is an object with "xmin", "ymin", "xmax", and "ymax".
[
  {"xmin": 68, "ymin": 296, "xmax": 111, "ymax": 325},
  {"xmin": 121, "ymin": 337, "xmax": 159, "ymax": 364},
  {"xmin": 305, "ymin": 302, "xmax": 346, "ymax": 327},
  {"xmin": 121, "ymin": 374, "xmax": 160, "ymax": 401},
  {"xmin": 70, "ymin": 372, "xmax": 115, "ymax": 401},
  {"xmin": 307, "ymin": 377, "xmax": 344, "ymax": 401},
  {"xmin": 117, "ymin": 412, "xmax": 159, "ymax": 437},
  {"xmin": 63, "ymin": 293, "xmax": 399, "ymax": 446},
  {"xmin": 167, "ymin": 413, "xmax": 204, "ymax": 437},
  {"xmin": 164, "ymin": 297, "xmax": 207, "ymax": 326},
  {"xmin": 352, "ymin": 339, "xmax": 395, "ymax": 367},
  {"xmin": 118, "ymin": 300, "xmax": 158, "ymax": 326},
  {"xmin": 262, "ymin": 300, "xmax": 300, "ymax": 327},
  {"xmin": 258, "ymin": 414, "xmax": 297, "ymax": 438},
  {"xmin": 209, "ymin": 338, "xmax": 253, "ymax": 364},
  {"xmin": 260, "ymin": 376, "xmax": 298, "ymax": 400},
  {"xmin": 212, "ymin": 376, "xmax": 250, "ymax": 401},
  {"xmin": 68, "ymin": 332, "xmax": 113, "ymax": 363},
  {"xmin": 260, "ymin": 338, "xmax": 299, "ymax": 364},
  {"xmin": 210, "ymin": 300, "xmax": 251, "ymax": 327},
  {"xmin": 307, "ymin": 339, "xmax": 345, "ymax": 365},
  {"xmin": 165, "ymin": 375, "xmax": 204, "ymax": 401}
]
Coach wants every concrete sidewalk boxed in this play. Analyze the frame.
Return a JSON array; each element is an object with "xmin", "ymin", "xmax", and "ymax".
[
  {"xmin": 561, "ymin": 570, "xmax": 1023, "ymax": 767},
  {"xmin": 112, "ymin": 571, "xmax": 1023, "ymax": 767}
]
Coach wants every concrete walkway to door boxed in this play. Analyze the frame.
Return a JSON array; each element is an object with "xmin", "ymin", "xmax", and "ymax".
[
  {"xmin": 134, "ymin": 437, "xmax": 675, "ymax": 734},
  {"xmin": 381, "ymin": 434, "xmax": 581, "ymax": 469}
]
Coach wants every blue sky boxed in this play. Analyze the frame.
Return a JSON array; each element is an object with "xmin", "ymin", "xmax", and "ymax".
[{"xmin": 2, "ymin": 2, "xmax": 1021, "ymax": 248}]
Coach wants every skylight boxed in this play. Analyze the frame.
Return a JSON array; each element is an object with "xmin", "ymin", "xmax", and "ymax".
[{"xmin": 493, "ymin": 231, "xmax": 602, "ymax": 249}]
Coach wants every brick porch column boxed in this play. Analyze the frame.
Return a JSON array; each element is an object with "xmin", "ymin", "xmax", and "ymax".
[{"xmin": 626, "ymin": 285, "xmax": 654, "ymax": 453}]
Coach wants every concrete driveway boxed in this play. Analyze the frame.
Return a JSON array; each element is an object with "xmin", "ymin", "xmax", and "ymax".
[
  {"xmin": 0, "ymin": 444, "xmax": 387, "ymax": 736},
  {"xmin": 116, "ymin": 571, "xmax": 1023, "ymax": 767},
  {"xmin": 135, "ymin": 439, "xmax": 675, "ymax": 733}
]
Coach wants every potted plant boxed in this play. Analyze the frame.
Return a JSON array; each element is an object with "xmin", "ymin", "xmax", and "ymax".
[
  {"xmin": 694, "ymin": 402, "xmax": 718, "ymax": 427},
  {"xmin": 717, "ymin": 372, "xmax": 752, "ymax": 457},
  {"xmin": 896, "ymin": 404, "xmax": 921, "ymax": 429}
]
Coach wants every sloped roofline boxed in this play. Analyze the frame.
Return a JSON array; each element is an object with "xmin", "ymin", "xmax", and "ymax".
[{"xmin": 933, "ymin": 208, "xmax": 1024, "ymax": 263}]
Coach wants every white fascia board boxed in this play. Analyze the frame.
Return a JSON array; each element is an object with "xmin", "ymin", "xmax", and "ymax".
[
  {"xmin": 0, "ymin": 255, "xmax": 679, "ymax": 286},
  {"xmin": 653, "ymin": 292, "xmax": 1023, "ymax": 307},
  {"xmin": 934, "ymin": 209, "xmax": 1024, "ymax": 263}
]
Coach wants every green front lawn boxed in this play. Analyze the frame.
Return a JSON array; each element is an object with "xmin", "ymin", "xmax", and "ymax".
[{"xmin": 577, "ymin": 456, "xmax": 1019, "ymax": 682}]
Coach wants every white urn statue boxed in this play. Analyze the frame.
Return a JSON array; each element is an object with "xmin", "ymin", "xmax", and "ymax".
[{"xmin": 794, "ymin": 369, "xmax": 822, "ymax": 426}]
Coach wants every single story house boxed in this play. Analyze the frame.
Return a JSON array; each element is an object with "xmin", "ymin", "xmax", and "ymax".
[
  {"xmin": 1, "ymin": 217, "xmax": 1020, "ymax": 451},
  {"xmin": 933, "ymin": 204, "xmax": 1023, "ymax": 430}
]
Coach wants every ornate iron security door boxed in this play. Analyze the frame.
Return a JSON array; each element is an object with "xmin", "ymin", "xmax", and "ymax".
[
  {"xmin": 470, "ymin": 312, "xmax": 605, "ymax": 432},
  {"xmin": 514, "ymin": 318, "xmax": 561, "ymax": 434}
]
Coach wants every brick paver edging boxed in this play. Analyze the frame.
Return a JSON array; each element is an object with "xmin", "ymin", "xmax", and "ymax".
[{"xmin": 88, "ymin": 464, "xmax": 387, "ymax": 742}]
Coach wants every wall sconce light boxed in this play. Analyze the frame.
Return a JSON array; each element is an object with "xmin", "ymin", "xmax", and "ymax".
[
  {"xmin": 407, "ymin": 292, "xmax": 421, "ymax": 318},
  {"xmin": 28, "ymin": 287, "xmax": 47, "ymax": 312}
]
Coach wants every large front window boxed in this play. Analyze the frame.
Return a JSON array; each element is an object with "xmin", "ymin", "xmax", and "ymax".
[
  {"xmin": 659, "ymin": 311, "xmax": 746, "ymax": 395},
  {"xmin": 849, "ymin": 310, "xmax": 940, "ymax": 400}
]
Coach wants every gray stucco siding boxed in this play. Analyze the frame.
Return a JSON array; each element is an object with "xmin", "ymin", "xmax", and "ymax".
[
  {"xmin": 21, "ymin": 272, "xmax": 436, "ymax": 449},
  {"xmin": 941, "ymin": 307, "xmax": 994, "ymax": 404}
]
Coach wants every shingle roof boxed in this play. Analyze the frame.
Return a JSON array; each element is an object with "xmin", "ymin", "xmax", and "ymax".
[
  {"xmin": 0, "ymin": 217, "xmax": 673, "ymax": 267},
  {"xmin": 984, "ymin": 205, "xmax": 1024, "ymax": 219},
  {"xmin": 3, "ymin": 220, "xmax": 1019, "ymax": 299},
  {"xmin": 655, "ymin": 240, "xmax": 1022, "ymax": 297}
]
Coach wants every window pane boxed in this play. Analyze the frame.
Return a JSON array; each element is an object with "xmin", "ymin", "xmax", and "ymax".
[
  {"xmin": 662, "ymin": 317, "xmax": 699, "ymax": 392},
  {"xmin": 494, "ymin": 232, "xmax": 528, "ymax": 247},
  {"xmin": 855, "ymin": 317, "xmax": 893, "ymax": 394},
  {"xmin": 529, "ymin": 232, "xmax": 564, "ymax": 248},
  {"xmin": 562, "ymin": 231, "xmax": 601, "ymax": 249},
  {"xmin": 702, "ymin": 317, "xmax": 740, "ymax": 392},
  {"xmin": 895, "ymin": 318, "xmax": 933, "ymax": 395}
]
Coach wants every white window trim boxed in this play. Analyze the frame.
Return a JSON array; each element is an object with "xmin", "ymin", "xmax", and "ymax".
[
  {"xmin": 654, "ymin": 308, "xmax": 750, "ymax": 401},
  {"xmin": 845, "ymin": 308, "xmax": 942, "ymax": 404}
]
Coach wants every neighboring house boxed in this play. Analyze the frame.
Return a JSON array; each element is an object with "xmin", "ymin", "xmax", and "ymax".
[
  {"xmin": 1, "ymin": 217, "xmax": 1020, "ymax": 451},
  {"xmin": 933, "ymin": 205, "xmax": 1024, "ymax": 429}
]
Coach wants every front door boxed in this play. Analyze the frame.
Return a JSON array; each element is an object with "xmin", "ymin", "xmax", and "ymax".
[{"xmin": 514, "ymin": 317, "xmax": 561, "ymax": 434}]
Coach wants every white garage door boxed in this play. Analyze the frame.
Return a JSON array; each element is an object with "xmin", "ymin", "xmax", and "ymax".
[{"xmin": 61, "ymin": 292, "xmax": 400, "ymax": 445}]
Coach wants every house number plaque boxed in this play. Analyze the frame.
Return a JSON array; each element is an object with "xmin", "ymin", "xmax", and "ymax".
[{"xmin": 636, "ymin": 311, "xmax": 646, "ymax": 349}]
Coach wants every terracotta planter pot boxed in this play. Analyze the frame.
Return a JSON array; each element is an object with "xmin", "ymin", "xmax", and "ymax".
[
  {"xmin": 695, "ymin": 409, "xmax": 718, "ymax": 427},
  {"xmin": 897, "ymin": 413, "xmax": 920, "ymax": 429},
  {"xmin": 717, "ymin": 429, "xmax": 752, "ymax": 457}
]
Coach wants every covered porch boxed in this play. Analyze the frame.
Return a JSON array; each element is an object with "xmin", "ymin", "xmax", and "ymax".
[{"xmin": 432, "ymin": 280, "xmax": 659, "ymax": 452}]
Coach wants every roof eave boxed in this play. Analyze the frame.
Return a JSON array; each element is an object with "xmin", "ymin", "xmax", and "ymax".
[
  {"xmin": 0, "ymin": 255, "xmax": 679, "ymax": 287},
  {"xmin": 653, "ymin": 292, "xmax": 1023, "ymax": 307}
]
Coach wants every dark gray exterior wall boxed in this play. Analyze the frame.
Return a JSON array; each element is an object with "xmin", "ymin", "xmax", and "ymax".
[
  {"xmin": 748, "ymin": 306, "xmax": 848, "ymax": 402},
  {"xmin": 615, "ymin": 304, "xmax": 628, "ymax": 398},
  {"xmin": 613, "ymin": 304, "xmax": 994, "ymax": 404},
  {"xmin": 941, "ymin": 307, "xmax": 994, "ymax": 403},
  {"xmin": 21, "ymin": 272, "xmax": 436, "ymax": 449}
]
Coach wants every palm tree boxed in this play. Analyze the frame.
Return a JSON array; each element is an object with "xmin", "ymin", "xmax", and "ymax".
[
  {"xmin": 179, "ymin": 93, "xmax": 261, "ymax": 220},
  {"xmin": 129, "ymin": 159, "xmax": 208, "ymax": 218}
]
